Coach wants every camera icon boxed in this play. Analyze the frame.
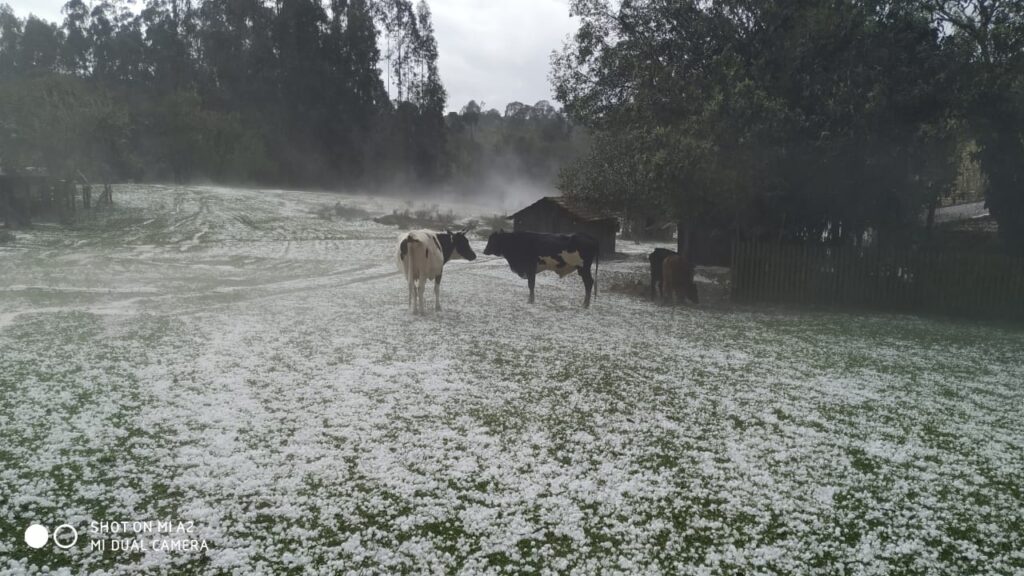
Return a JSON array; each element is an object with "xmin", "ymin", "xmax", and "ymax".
[
  {"xmin": 24, "ymin": 524, "xmax": 78, "ymax": 549},
  {"xmin": 53, "ymin": 524, "xmax": 79, "ymax": 549},
  {"xmin": 24, "ymin": 524, "xmax": 47, "ymax": 549}
]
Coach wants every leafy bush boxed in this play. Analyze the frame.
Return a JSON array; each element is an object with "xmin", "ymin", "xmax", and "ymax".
[
  {"xmin": 315, "ymin": 202, "xmax": 371, "ymax": 221},
  {"xmin": 468, "ymin": 214, "xmax": 510, "ymax": 238},
  {"xmin": 481, "ymin": 214, "xmax": 510, "ymax": 231}
]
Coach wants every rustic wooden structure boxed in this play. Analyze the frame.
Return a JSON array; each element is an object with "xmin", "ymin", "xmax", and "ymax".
[
  {"xmin": 511, "ymin": 196, "xmax": 619, "ymax": 257},
  {"xmin": 0, "ymin": 171, "xmax": 87, "ymax": 227},
  {"xmin": 98, "ymin": 184, "xmax": 113, "ymax": 206},
  {"xmin": 622, "ymin": 214, "xmax": 675, "ymax": 242},
  {"xmin": 731, "ymin": 241, "xmax": 1024, "ymax": 321}
]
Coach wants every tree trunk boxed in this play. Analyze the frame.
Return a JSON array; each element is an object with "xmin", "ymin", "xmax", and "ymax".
[
  {"xmin": 925, "ymin": 197, "xmax": 937, "ymax": 242},
  {"xmin": 677, "ymin": 220, "xmax": 691, "ymax": 258}
]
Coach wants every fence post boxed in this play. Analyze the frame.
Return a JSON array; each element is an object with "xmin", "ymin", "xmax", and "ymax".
[
  {"xmin": 732, "ymin": 241, "xmax": 742, "ymax": 302},
  {"xmin": 754, "ymin": 241, "xmax": 764, "ymax": 302}
]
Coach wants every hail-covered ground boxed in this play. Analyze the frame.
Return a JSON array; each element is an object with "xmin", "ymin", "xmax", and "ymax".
[{"xmin": 1, "ymin": 185, "xmax": 1022, "ymax": 575}]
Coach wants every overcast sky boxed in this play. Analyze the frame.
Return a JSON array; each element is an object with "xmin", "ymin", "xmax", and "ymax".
[{"xmin": 4, "ymin": 0, "xmax": 578, "ymax": 113}]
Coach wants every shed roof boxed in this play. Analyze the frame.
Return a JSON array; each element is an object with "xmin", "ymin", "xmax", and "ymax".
[
  {"xmin": 0, "ymin": 167, "xmax": 50, "ymax": 180},
  {"xmin": 511, "ymin": 196, "xmax": 617, "ymax": 223},
  {"xmin": 932, "ymin": 201, "xmax": 989, "ymax": 224}
]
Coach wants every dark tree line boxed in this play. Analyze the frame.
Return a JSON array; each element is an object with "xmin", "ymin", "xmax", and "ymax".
[
  {"xmin": 0, "ymin": 0, "xmax": 449, "ymax": 186},
  {"xmin": 554, "ymin": 0, "xmax": 1024, "ymax": 256},
  {"xmin": 446, "ymin": 99, "xmax": 588, "ymax": 192}
]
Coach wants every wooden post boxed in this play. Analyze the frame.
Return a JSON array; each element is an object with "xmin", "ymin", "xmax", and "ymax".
[
  {"xmin": 0, "ymin": 178, "xmax": 9, "ymax": 228},
  {"xmin": 731, "ymin": 240, "xmax": 741, "ymax": 302},
  {"xmin": 755, "ymin": 241, "xmax": 765, "ymax": 302}
]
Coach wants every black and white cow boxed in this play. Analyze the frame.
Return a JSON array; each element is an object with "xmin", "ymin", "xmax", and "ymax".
[
  {"xmin": 483, "ymin": 230, "xmax": 599, "ymax": 307},
  {"xmin": 397, "ymin": 229, "xmax": 476, "ymax": 314}
]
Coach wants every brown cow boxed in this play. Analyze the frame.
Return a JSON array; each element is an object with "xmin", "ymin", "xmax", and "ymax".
[{"xmin": 660, "ymin": 254, "xmax": 699, "ymax": 305}]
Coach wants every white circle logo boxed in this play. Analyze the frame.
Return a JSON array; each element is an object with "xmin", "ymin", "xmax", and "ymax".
[
  {"xmin": 52, "ymin": 524, "xmax": 78, "ymax": 549},
  {"xmin": 24, "ymin": 524, "xmax": 49, "ymax": 549}
]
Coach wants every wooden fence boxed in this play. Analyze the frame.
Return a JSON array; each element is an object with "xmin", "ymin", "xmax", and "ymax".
[
  {"xmin": 731, "ymin": 241, "xmax": 1024, "ymax": 321},
  {"xmin": 0, "ymin": 176, "xmax": 109, "ymax": 227}
]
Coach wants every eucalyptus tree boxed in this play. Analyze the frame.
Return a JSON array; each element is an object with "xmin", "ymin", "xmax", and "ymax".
[
  {"xmin": 0, "ymin": 5, "xmax": 20, "ymax": 78},
  {"xmin": 16, "ymin": 16, "xmax": 61, "ymax": 73},
  {"xmin": 0, "ymin": 0, "xmax": 464, "ymax": 189},
  {"xmin": 59, "ymin": 0, "xmax": 90, "ymax": 75}
]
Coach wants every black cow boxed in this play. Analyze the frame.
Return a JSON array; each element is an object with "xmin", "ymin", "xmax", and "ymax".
[
  {"xmin": 483, "ymin": 230, "xmax": 600, "ymax": 307},
  {"xmin": 649, "ymin": 248, "xmax": 699, "ymax": 304}
]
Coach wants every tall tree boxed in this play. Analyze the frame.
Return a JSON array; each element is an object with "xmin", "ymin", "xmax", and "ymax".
[
  {"xmin": 59, "ymin": 0, "xmax": 90, "ymax": 75},
  {"xmin": 931, "ymin": 0, "xmax": 1024, "ymax": 254},
  {"xmin": 554, "ymin": 0, "xmax": 959, "ymax": 256},
  {"xmin": 17, "ymin": 16, "xmax": 61, "ymax": 73}
]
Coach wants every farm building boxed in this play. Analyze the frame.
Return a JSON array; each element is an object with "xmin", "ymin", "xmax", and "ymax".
[
  {"xmin": 0, "ymin": 169, "xmax": 105, "ymax": 227},
  {"xmin": 928, "ymin": 200, "xmax": 1001, "ymax": 252},
  {"xmin": 0, "ymin": 171, "xmax": 54, "ymax": 227},
  {"xmin": 621, "ymin": 214, "xmax": 676, "ymax": 242},
  {"xmin": 511, "ymin": 196, "xmax": 619, "ymax": 257}
]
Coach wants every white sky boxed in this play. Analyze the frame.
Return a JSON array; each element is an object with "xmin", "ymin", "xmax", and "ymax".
[{"xmin": 3, "ymin": 0, "xmax": 578, "ymax": 113}]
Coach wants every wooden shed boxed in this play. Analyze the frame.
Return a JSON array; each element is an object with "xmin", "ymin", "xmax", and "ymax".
[
  {"xmin": 0, "ymin": 169, "xmax": 89, "ymax": 227},
  {"xmin": 1, "ymin": 171, "xmax": 53, "ymax": 227},
  {"xmin": 511, "ymin": 196, "xmax": 619, "ymax": 257}
]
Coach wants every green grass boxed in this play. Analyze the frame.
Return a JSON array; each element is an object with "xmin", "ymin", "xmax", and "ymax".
[{"xmin": 1, "ymin": 185, "xmax": 1022, "ymax": 574}]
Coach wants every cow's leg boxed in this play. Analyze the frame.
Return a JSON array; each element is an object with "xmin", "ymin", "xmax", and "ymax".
[
  {"xmin": 417, "ymin": 278, "xmax": 427, "ymax": 314},
  {"xmin": 662, "ymin": 276, "xmax": 672, "ymax": 306},
  {"xmin": 579, "ymin": 265, "xmax": 594, "ymax": 307},
  {"xmin": 407, "ymin": 274, "xmax": 416, "ymax": 313},
  {"xmin": 434, "ymin": 275, "xmax": 442, "ymax": 312},
  {"xmin": 527, "ymin": 271, "xmax": 536, "ymax": 304},
  {"xmin": 411, "ymin": 276, "xmax": 419, "ymax": 314},
  {"xmin": 650, "ymin": 258, "xmax": 660, "ymax": 301}
]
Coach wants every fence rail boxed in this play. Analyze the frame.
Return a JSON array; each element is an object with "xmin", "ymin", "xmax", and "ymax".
[{"xmin": 731, "ymin": 241, "xmax": 1024, "ymax": 321}]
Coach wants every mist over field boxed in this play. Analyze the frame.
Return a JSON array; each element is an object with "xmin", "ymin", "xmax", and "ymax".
[{"xmin": 372, "ymin": 174, "xmax": 553, "ymax": 214}]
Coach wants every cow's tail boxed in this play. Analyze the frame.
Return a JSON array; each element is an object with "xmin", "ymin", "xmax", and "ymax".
[
  {"xmin": 402, "ymin": 236, "xmax": 422, "ymax": 309},
  {"xmin": 594, "ymin": 246, "xmax": 600, "ymax": 299},
  {"xmin": 405, "ymin": 239, "xmax": 416, "ymax": 276}
]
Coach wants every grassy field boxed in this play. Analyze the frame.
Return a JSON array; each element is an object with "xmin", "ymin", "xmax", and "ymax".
[{"xmin": 1, "ymin": 185, "xmax": 1022, "ymax": 575}]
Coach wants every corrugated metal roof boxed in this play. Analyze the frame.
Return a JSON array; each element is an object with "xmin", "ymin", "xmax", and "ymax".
[{"xmin": 511, "ymin": 196, "xmax": 617, "ymax": 223}]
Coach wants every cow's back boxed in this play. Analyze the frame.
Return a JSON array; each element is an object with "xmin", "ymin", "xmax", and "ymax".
[
  {"xmin": 397, "ymin": 230, "xmax": 445, "ymax": 279},
  {"xmin": 650, "ymin": 248, "xmax": 676, "ymax": 283},
  {"xmin": 662, "ymin": 255, "xmax": 682, "ymax": 289},
  {"xmin": 661, "ymin": 253, "xmax": 698, "ymax": 304},
  {"xmin": 569, "ymin": 232, "xmax": 599, "ymax": 259}
]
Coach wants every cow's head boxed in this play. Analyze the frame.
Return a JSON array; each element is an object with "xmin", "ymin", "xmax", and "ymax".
[
  {"xmin": 483, "ymin": 230, "xmax": 506, "ymax": 256},
  {"xmin": 448, "ymin": 229, "xmax": 477, "ymax": 261}
]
